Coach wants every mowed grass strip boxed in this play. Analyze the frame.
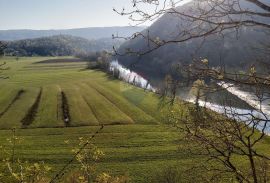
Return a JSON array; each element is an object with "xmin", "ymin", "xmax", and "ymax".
[
  {"xmin": 60, "ymin": 84, "xmax": 99, "ymax": 126},
  {"xmin": 0, "ymin": 86, "xmax": 24, "ymax": 117},
  {"xmin": 97, "ymin": 79, "xmax": 164, "ymax": 121},
  {"xmin": 86, "ymin": 81, "xmax": 157, "ymax": 124},
  {"xmin": 30, "ymin": 85, "xmax": 64, "ymax": 128},
  {"xmin": 0, "ymin": 87, "xmax": 40, "ymax": 129},
  {"xmin": 122, "ymin": 88, "xmax": 162, "ymax": 120},
  {"xmin": 0, "ymin": 57, "xmax": 162, "ymax": 128},
  {"xmin": 78, "ymin": 83, "xmax": 134, "ymax": 125}
]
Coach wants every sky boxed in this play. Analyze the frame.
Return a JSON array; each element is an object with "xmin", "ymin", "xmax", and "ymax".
[
  {"xmin": 0, "ymin": 0, "xmax": 191, "ymax": 30},
  {"xmin": 0, "ymin": 0, "xmax": 136, "ymax": 30}
]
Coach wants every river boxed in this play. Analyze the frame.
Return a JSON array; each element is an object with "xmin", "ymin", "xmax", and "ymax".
[{"xmin": 110, "ymin": 60, "xmax": 270, "ymax": 133}]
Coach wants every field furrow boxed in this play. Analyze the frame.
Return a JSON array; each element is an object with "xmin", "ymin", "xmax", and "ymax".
[
  {"xmin": 0, "ymin": 88, "xmax": 25, "ymax": 118},
  {"xmin": 21, "ymin": 88, "xmax": 43, "ymax": 127},
  {"xmin": 0, "ymin": 88, "xmax": 40, "ymax": 129},
  {"xmin": 0, "ymin": 57, "xmax": 163, "ymax": 128}
]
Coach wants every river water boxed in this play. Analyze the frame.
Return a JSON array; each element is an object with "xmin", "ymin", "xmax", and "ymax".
[
  {"xmin": 110, "ymin": 61, "xmax": 156, "ymax": 92},
  {"xmin": 110, "ymin": 60, "xmax": 270, "ymax": 133}
]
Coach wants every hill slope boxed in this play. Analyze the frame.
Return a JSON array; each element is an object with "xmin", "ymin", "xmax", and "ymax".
[
  {"xmin": 4, "ymin": 35, "xmax": 122, "ymax": 56},
  {"xmin": 0, "ymin": 57, "xmax": 197, "ymax": 182},
  {"xmin": 117, "ymin": 1, "xmax": 270, "ymax": 79}
]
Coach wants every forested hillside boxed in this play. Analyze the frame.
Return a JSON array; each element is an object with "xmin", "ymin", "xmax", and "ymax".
[
  {"xmin": 3, "ymin": 35, "xmax": 122, "ymax": 56},
  {"xmin": 117, "ymin": 1, "xmax": 270, "ymax": 79}
]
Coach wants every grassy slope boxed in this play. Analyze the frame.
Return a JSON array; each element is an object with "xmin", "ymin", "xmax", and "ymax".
[
  {"xmin": 0, "ymin": 87, "xmax": 40, "ymax": 128},
  {"xmin": 77, "ymin": 82, "xmax": 134, "ymax": 125},
  {"xmin": 0, "ymin": 56, "xmax": 158, "ymax": 129},
  {"xmin": 0, "ymin": 125, "xmax": 198, "ymax": 182},
  {"xmin": 31, "ymin": 85, "xmax": 63, "ymax": 128},
  {"xmin": 86, "ymin": 81, "xmax": 156, "ymax": 124},
  {"xmin": 61, "ymin": 84, "xmax": 99, "ymax": 126},
  {"xmin": 0, "ymin": 57, "xmax": 269, "ymax": 182},
  {"xmin": 0, "ymin": 57, "xmax": 191, "ymax": 182}
]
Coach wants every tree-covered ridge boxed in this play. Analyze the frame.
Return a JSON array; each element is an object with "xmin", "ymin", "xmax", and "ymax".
[
  {"xmin": 3, "ymin": 35, "xmax": 122, "ymax": 56},
  {"xmin": 117, "ymin": 1, "xmax": 270, "ymax": 78}
]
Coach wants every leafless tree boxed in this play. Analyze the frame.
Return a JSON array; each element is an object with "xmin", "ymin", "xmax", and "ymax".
[
  {"xmin": 162, "ymin": 60, "xmax": 270, "ymax": 182},
  {"xmin": 154, "ymin": 57, "xmax": 270, "ymax": 182},
  {"xmin": 115, "ymin": 0, "xmax": 270, "ymax": 182},
  {"xmin": 113, "ymin": 0, "xmax": 270, "ymax": 55}
]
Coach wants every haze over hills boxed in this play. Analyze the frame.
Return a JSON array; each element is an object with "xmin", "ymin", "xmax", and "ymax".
[
  {"xmin": 0, "ymin": 26, "xmax": 145, "ymax": 41},
  {"xmin": 117, "ymin": 1, "xmax": 270, "ymax": 79}
]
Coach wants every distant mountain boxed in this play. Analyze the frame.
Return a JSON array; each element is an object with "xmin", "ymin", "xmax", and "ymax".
[
  {"xmin": 4, "ymin": 35, "xmax": 122, "ymax": 56},
  {"xmin": 117, "ymin": 1, "xmax": 270, "ymax": 79},
  {"xmin": 0, "ymin": 26, "xmax": 145, "ymax": 41}
]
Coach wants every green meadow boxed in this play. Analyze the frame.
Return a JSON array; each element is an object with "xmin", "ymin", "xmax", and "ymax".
[
  {"xmin": 0, "ymin": 57, "xmax": 197, "ymax": 182},
  {"xmin": 0, "ymin": 57, "xmax": 269, "ymax": 182},
  {"xmin": 0, "ymin": 57, "xmax": 160, "ymax": 129}
]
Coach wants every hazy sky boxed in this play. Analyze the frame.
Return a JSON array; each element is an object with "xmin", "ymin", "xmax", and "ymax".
[
  {"xmin": 0, "ymin": 0, "xmax": 136, "ymax": 30},
  {"xmin": 0, "ymin": 0, "xmax": 191, "ymax": 30}
]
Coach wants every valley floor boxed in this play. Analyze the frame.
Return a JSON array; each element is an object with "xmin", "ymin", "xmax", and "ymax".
[
  {"xmin": 0, "ymin": 57, "xmax": 197, "ymax": 182},
  {"xmin": 0, "ymin": 57, "xmax": 160, "ymax": 129},
  {"xmin": 0, "ymin": 57, "xmax": 269, "ymax": 182}
]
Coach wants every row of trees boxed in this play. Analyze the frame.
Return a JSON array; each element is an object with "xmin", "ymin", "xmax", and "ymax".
[{"xmin": 75, "ymin": 50, "xmax": 112, "ymax": 71}]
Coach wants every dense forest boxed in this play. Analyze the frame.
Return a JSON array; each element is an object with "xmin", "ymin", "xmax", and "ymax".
[{"xmin": 3, "ymin": 35, "xmax": 122, "ymax": 56}]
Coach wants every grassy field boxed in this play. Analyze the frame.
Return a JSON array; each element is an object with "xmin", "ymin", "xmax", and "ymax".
[
  {"xmin": 0, "ymin": 57, "xmax": 269, "ymax": 182},
  {"xmin": 0, "ymin": 57, "xmax": 197, "ymax": 182},
  {"xmin": 0, "ymin": 125, "xmax": 200, "ymax": 182},
  {"xmin": 0, "ymin": 57, "xmax": 161, "ymax": 129}
]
